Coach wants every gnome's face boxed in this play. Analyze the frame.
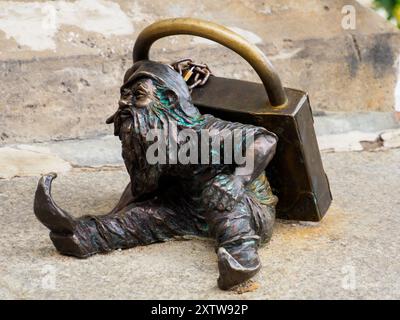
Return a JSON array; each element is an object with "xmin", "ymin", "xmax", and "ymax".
[
  {"xmin": 130, "ymin": 78, "xmax": 157, "ymax": 109},
  {"xmin": 118, "ymin": 78, "xmax": 158, "ymax": 110},
  {"xmin": 108, "ymin": 61, "xmax": 203, "ymax": 137}
]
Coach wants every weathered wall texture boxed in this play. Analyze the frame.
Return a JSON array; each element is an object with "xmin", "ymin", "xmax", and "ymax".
[{"xmin": 0, "ymin": 0, "xmax": 399, "ymax": 144}]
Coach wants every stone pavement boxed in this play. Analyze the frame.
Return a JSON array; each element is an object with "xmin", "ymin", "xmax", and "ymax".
[{"xmin": 0, "ymin": 140, "xmax": 399, "ymax": 299}]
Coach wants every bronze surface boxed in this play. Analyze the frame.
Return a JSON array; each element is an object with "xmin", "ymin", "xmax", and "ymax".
[
  {"xmin": 132, "ymin": 17, "xmax": 287, "ymax": 107},
  {"xmin": 192, "ymin": 76, "xmax": 332, "ymax": 221}
]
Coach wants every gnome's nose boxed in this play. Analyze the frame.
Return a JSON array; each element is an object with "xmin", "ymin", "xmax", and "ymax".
[{"xmin": 118, "ymin": 98, "xmax": 131, "ymax": 108}]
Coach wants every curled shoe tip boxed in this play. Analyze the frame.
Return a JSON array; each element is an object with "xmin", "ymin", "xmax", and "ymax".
[
  {"xmin": 39, "ymin": 172, "xmax": 57, "ymax": 186},
  {"xmin": 46, "ymin": 172, "xmax": 58, "ymax": 179},
  {"xmin": 34, "ymin": 173, "xmax": 76, "ymax": 234}
]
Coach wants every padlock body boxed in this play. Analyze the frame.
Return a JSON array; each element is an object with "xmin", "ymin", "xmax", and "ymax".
[{"xmin": 191, "ymin": 76, "xmax": 332, "ymax": 221}]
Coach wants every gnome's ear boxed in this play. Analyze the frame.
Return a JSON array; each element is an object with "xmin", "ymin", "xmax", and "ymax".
[{"xmin": 165, "ymin": 89, "xmax": 179, "ymax": 107}]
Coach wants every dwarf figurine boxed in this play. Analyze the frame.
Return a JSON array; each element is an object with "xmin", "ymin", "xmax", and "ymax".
[{"xmin": 34, "ymin": 60, "xmax": 278, "ymax": 290}]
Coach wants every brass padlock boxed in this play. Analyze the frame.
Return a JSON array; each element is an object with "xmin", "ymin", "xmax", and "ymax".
[{"xmin": 133, "ymin": 18, "xmax": 332, "ymax": 221}]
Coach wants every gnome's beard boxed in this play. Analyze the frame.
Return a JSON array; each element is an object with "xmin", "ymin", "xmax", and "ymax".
[
  {"xmin": 117, "ymin": 95, "xmax": 201, "ymax": 174},
  {"xmin": 127, "ymin": 100, "xmax": 185, "ymax": 151}
]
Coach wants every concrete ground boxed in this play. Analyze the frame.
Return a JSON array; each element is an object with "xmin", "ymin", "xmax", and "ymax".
[{"xmin": 0, "ymin": 144, "xmax": 399, "ymax": 299}]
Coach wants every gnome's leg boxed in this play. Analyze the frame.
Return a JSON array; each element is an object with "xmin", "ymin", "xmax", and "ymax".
[
  {"xmin": 205, "ymin": 196, "xmax": 275, "ymax": 290},
  {"xmin": 50, "ymin": 198, "xmax": 206, "ymax": 259},
  {"xmin": 34, "ymin": 175, "xmax": 207, "ymax": 258}
]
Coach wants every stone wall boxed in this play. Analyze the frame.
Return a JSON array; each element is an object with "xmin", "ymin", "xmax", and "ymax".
[{"xmin": 0, "ymin": 0, "xmax": 399, "ymax": 144}]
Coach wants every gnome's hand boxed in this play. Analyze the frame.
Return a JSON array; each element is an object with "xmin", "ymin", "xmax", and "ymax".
[{"xmin": 202, "ymin": 174, "xmax": 245, "ymax": 212}]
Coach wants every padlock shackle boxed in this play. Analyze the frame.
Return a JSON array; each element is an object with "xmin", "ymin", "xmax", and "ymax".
[{"xmin": 133, "ymin": 18, "xmax": 288, "ymax": 107}]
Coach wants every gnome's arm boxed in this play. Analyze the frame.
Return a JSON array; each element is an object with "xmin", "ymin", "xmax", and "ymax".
[
  {"xmin": 234, "ymin": 133, "xmax": 277, "ymax": 185},
  {"xmin": 202, "ymin": 123, "xmax": 278, "ymax": 212}
]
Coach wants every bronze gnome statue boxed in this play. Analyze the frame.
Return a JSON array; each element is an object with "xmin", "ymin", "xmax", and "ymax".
[
  {"xmin": 33, "ymin": 17, "xmax": 333, "ymax": 291},
  {"xmin": 34, "ymin": 60, "xmax": 279, "ymax": 290}
]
